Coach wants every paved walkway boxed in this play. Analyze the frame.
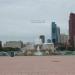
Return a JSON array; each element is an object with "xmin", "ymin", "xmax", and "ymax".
[{"xmin": 0, "ymin": 56, "xmax": 75, "ymax": 75}]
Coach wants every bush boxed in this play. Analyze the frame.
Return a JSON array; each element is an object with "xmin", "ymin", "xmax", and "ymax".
[{"xmin": 0, "ymin": 47, "xmax": 20, "ymax": 52}]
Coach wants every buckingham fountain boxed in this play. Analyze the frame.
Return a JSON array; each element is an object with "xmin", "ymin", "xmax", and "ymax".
[{"xmin": 33, "ymin": 38, "xmax": 43, "ymax": 56}]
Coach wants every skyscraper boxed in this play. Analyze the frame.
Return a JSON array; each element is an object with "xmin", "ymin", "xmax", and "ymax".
[
  {"xmin": 69, "ymin": 13, "xmax": 75, "ymax": 47},
  {"xmin": 52, "ymin": 22, "xmax": 58, "ymax": 44},
  {"xmin": 39, "ymin": 35, "xmax": 45, "ymax": 43},
  {"xmin": 51, "ymin": 22, "xmax": 60, "ymax": 45},
  {"xmin": 0, "ymin": 41, "xmax": 2, "ymax": 48},
  {"xmin": 57, "ymin": 27, "xmax": 60, "ymax": 43}
]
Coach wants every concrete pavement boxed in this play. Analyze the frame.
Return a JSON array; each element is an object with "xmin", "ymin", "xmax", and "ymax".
[{"xmin": 0, "ymin": 56, "xmax": 75, "ymax": 75}]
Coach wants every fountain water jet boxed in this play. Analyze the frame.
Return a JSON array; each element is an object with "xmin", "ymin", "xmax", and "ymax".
[
  {"xmin": 33, "ymin": 45, "xmax": 43, "ymax": 56},
  {"xmin": 33, "ymin": 38, "xmax": 43, "ymax": 56}
]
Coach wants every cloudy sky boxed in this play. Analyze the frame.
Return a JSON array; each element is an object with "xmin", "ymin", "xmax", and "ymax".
[{"xmin": 0, "ymin": 0, "xmax": 75, "ymax": 42}]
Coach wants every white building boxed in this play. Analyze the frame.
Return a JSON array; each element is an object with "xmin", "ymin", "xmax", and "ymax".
[
  {"xmin": 4, "ymin": 41, "xmax": 23, "ymax": 48},
  {"xmin": 21, "ymin": 43, "xmax": 35, "ymax": 53},
  {"xmin": 60, "ymin": 34, "xmax": 69, "ymax": 44},
  {"xmin": 42, "ymin": 43, "xmax": 55, "ymax": 52}
]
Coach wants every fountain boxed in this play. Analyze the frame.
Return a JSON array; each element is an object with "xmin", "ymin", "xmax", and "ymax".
[
  {"xmin": 34, "ymin": 45, "xmax": 43, "ymax": 56},
  {"xmin": 33, "ymin": 38, "xmax": 43, "ymax": 56}
]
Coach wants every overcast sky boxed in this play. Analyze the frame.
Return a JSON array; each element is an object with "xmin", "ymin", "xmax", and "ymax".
[{"xmin": 0, "ymin": 0, "xmax": 75, "ymax": 42}]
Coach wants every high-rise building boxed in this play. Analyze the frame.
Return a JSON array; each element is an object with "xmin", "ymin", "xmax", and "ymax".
[
  {"xmin": 52, "ymin": 22, "xmax": 57, "ymax": 44},
  {"xmin": 57, "ymin": 27, "xmax": 61, "ymax": 43},
  {"xmin": 51, "ymin": 22, "xmax": 60, "ymax": 44},
  {"xmin": 0, "ymin": 41, "xmax": 2, "ymax": 48},
  {"xmin": 39, "ymin": 35, "xmax": 45, "ymax": 43},
  {"xmin": 60, "ymin": 34, "xmax": 69, "ymax": 44},
  {"xmin": 69, "ymin": 13, "xmax": 75, "ymax": 47}
]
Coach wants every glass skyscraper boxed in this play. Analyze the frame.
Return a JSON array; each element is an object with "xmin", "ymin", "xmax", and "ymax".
[{"xmin": 51, "ymin": 22, "xmax": 60, "ymax": 45}]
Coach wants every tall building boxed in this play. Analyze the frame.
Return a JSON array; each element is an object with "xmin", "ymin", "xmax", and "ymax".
[
  {"xmin": 57, "ymin": 27, "xmax": 61, "ymax": 43},
  {"xmin": 52, "ymin": 22, "xmax": 57, "ymax": 44},
  {"xmin": 60, "ymin": 34, "xmax": 69, "ymax": 44},
  {"xmin": 0, "ymin": 41, "xmax": 2, "ymax": 48},
  {"xmin": 51, "ymin": 22, "xmax": 60, "ymax": 44},
  {"xmin": 69, "ymin": 13, "xmax": 75, "ymax": 47},
  {"xmin": 39, "ymin": 35, "xmax": 45, "ymax": 43}
]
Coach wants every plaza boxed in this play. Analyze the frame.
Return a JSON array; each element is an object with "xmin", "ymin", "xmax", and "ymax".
[{"xmin": 0, "ymin": 56, "xmax": 75, "ymax": 75}]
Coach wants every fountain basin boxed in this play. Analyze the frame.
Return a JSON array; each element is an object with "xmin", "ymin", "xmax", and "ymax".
[{"xmin": 33, "ymin": 51, "xmax": 43, "ymax": 56}]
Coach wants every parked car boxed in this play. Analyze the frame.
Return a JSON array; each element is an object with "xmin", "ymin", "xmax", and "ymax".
[{"xmin": 0, "ymin": 52, "xmax": 9, "ymax": 56}]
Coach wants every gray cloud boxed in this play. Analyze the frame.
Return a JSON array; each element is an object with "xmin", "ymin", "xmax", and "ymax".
[{"xmin": 0, "ymin": 0, "xmax": 75, "ymax": 42}]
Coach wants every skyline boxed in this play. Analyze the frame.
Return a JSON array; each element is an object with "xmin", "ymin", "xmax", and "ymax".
[{"xmin": 0, "ymin": 0, "xmax": 75, "ymax": 42}]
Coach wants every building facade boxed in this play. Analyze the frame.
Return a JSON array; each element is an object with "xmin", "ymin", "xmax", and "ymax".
[
  {"xmin": 57, "ymin": 27, "xmax": 61, "ymax": 43},
  {"xmin": 69, "ymin": 13, "xmax": 75, "ymax": 47},
  {"xmin": 60, "ymin": 34, "xmax": 69, "ymax": 44},
  {"xmin": 51, "ymin": 22, "xmax": 60, "ymax": 44},
  {"xmin": 47, "ymin": 39, "xmax": 51, "ymax": 43},
  {"xmin": 4, "ymin": 41, "xmax": 23, "ymax": 48},
  {"xmin": 42, "ymin": 43, "xmax": 55, "ymax": 52},
  {"xmin": 0, "ymin": 41, "xmax": 2, "ymax": 48},
  {"xmin": 39, "ymin": 35, "xmax": 45, "ymax": 43}
]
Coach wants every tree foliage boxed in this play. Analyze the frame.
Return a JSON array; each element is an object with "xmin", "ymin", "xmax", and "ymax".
[{"xmin": 0, "ymin": 47, "xmax": 20, "ymax": 52}]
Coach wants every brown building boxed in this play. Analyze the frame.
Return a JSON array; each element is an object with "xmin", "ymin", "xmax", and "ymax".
[{"xmin": 69, "ymin": 13, "xmax": 75, "ymax": 48}]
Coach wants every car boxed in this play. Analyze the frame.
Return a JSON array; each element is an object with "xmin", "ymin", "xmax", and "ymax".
[{"xmin": 0, "ymin": 52, "xmax": 9, "ymax": 56}]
